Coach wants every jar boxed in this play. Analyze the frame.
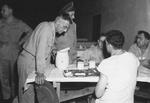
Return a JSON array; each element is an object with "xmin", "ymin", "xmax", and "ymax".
[
  {"xmin": 89, "ymin": 60, "xmax": 96, "ymax": 69},
  {"xmin": 56, "ymin": 48, "xmax": 70, "ymax": 70}
]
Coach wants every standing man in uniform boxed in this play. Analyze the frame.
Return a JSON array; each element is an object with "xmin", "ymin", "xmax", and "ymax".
[
  {"xmin": 55, "ymin": 1, "xmax": 77, "ymax": 64},
  {"xmin": 129, "ymin": 30, "xmax": 150, "ymax": 76},
  {"xmin": 0, "ymin": 3, "xmax": 32, "ymax": 100},
  {"xmin": 17, "ymin": 13, "xmax": 71, "ymax": 103}
]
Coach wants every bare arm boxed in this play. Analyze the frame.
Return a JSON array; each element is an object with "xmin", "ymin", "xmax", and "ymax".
[{"xmin": 95, "ymin": 73, "xmax": 108, "ymax": 98}]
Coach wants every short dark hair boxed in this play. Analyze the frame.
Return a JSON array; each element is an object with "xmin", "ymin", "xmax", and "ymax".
[
  {"xmin": 59, "ymin": 13, "xmax": 72, "ymax": 24},
  {"xmin": 4, "ymin": 4, "xmax": 12, "ymax": 9},
  {"xmin": 1, "ymin": 1, "xmax": 15, "ymax": 10},
  {"xmin": 106, "ymin": 30, "xmax": 125, "ymax": 49},
  {"xmin": 99, "ymin": 33, "xmax": 106, "ymax": 38},
  {"xmin": 138, "ymin": 30, "xmax": 150, "ymax": 40}
]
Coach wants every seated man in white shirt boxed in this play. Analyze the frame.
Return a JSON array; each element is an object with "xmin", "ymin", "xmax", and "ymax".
[
  {"xmin": 95, "ymin": 30, "xmax": 139, "ymax": 103},
  {"xmin": 129, "ymin": 30, "xmax": 150, "ymax": 76}
]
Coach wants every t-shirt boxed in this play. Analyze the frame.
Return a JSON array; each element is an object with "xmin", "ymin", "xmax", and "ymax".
[{"xmin": 96, "ymin": 52, "xmax": 139, "ymax": 103}]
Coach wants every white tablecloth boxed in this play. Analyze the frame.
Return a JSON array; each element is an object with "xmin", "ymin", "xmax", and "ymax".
[{"xmin": 25, "ymin": 67, "xmax": 150, "ymax": 90}]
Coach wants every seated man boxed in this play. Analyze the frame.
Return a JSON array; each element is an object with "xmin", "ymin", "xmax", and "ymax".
[
  {"xmin": 129, "ymin": 30, "xmax": 150, "ymax": 76},
  {"xmin": 79, "ymin": 44, "xmax": 103, "ymax": 64},
  {"xmin": 95, "ymin": 30, "xmax": 139, "ymax": 103},
  {"xmin": 79, "ymin": 35, "xmax": 106, "ymax": 64},
  {"xmin": 98, "ymin": 33, "xmax": 111, "ymax": 59}
]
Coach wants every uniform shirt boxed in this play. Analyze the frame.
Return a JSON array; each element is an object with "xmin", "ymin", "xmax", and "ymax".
[
  {"xmin": 0, "ymin": 18, "xmax": 32, "ymax": 60},
  {"xmin": 0, "ymin": 18, "xmax": 32, "ymax": 44},
  {"xmin": 23, "ymin": 22, "xmax": 55, "ymax": 73},
  {"xmin": 96, "ymin": 52, "xmax": 139, "ymax": 103},
  {"xmin": 55, "ymin": 22, "xmax": 76, "ymax": 50},
  {"xmin": 55, "ymin": 22, "xmax": 77, "ymax": 63},
  {"xmin": 129, "ymin": 43, "xmax": 150, "ymax": 76}
]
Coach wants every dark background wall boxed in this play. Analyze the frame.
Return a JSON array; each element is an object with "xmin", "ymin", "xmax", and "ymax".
[
  {"xmin": 100, "ymin": 0, "xmax": 150, "ymax": 49},
  {"xmin": 78, "ymin": 0, "xmax": 150, "ymax": 49},
  {"xmin": 0, "ymin": 0, "xmax": 150, "ymax": 49},
  {"xmin": 0, "ymin": 0, "xmax": 79, "ymax": 28}
]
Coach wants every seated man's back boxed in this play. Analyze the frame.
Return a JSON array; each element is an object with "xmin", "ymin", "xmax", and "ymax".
[{"xmin": 96, "ymin": 52, "xmax": 139, "ymax": 103}]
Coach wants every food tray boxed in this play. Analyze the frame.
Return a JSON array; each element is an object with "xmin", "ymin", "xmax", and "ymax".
[{"xmin": 63, "ymin": 68, "xmax": 100, "ymax": 77}]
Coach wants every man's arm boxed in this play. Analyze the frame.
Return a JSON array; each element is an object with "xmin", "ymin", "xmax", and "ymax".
[
  {"xmin": 95, "ymin": 73, "xmax": 108, "ymax": 98},
  {"xmin": 18, "ymin": 22, "xmax": 33, "ymax": 46}
]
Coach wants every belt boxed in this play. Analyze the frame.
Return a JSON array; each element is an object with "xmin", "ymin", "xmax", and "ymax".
[{"xmin": 21, "ymin": 49, "xmax": 35, "ymax": 58}]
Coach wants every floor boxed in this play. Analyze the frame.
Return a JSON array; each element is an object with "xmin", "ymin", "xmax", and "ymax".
[
  {"xmin": 1, "ymin": 83, "xmax": 150, "ymax": 103},
  {"xmin": 0, "ymin": 96, "xmax": 149, "ymax": 103},
  {"xmin": 61, "ymin": 95, "xmax": 149, "ymax": 103}
]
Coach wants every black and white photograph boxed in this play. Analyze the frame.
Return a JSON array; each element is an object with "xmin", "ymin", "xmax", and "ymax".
[{"xmin": 0, "ymin": 0, "xmax": 150, "ymax": 103}]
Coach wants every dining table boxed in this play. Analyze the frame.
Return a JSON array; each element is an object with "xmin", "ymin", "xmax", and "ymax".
[{"xmin": 25, "ymin": 65, "xmax": 150, "ymax": 102}]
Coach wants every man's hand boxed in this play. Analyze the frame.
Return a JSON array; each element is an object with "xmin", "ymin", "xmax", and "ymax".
[{"xmin": 35, "ymin": 72, "xmax": 46, "ymax": 85}]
